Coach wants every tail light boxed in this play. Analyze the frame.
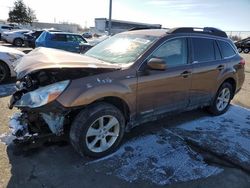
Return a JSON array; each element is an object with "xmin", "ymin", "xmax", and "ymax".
[{"xmin": 239, "ymin": 58, "xmax": 245, "ymax": 66}]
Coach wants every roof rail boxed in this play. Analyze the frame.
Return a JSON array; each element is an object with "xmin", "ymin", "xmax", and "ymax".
[{"xmin": 167, "ymin": 27, "xmax": 228, "ymax": 38}]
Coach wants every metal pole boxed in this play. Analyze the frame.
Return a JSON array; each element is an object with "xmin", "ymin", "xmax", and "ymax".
[{"xmin": 108, "ymin": 0, "xmax": 112, "ymax": 36}]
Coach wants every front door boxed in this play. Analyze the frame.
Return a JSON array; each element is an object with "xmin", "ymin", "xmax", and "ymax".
[{"xmin": 136, "ymin": 38, "xmax": 192, "ymax": 121}]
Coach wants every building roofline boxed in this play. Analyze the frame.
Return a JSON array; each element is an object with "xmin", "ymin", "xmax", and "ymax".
[{"xmin": 95, "ymin": 18, "xmax": 161, "ymax": 27}]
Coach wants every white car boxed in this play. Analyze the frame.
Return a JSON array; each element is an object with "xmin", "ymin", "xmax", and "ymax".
[
  {"xmin": 0, "ymin": 25, "xmax": 12, "ymax": 40},
  {"xmin": 0, "ymin": 24, "xmax": 21, "ymax": 40},
  {"xmin": 0, "ymin": 46, "xmax": 25, "ymax": 83},
  {"xmin": 2, "ymin": 29, "xmax": 30, "ymax": 47}
]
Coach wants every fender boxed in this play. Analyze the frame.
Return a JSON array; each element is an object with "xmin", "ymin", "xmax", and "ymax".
[{"xmin": 57, "ymin": 73, "xmax": 137, "ymax": 114}]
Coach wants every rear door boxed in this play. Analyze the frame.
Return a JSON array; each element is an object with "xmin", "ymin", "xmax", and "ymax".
[{"xmin": 189, "ymin": 37, "xmax": 223, "ymax": 107}]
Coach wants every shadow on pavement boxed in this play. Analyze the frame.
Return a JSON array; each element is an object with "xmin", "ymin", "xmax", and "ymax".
[{"xmin": 0, "ymin": 78, "xmax": 16, "ymax": 98}]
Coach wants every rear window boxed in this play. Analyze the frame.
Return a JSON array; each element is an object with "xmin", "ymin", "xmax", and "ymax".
[
  {"xmin": 36, "ymin": 31, "xmax": 46, "ymax": 42},
  {"xmin": 192, "ymin": 38, "xmax": 215, "ymax": 62},
  {"xmin": 218, "ymin": 40, "xmax": 236, "ymax": 58}
]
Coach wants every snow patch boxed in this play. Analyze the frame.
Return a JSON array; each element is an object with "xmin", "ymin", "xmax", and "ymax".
[
  {"xmin": 9, "ymin": 113, "xmax": 27, "ymax": 136},
  {"xmin": 87, "ymin": 130, "xmax": 222, "ymax": 185},
  {"xmin": 174, "ymin": 105, "xmax": 250, "ymax": 171},
  {"xmin": 0, "ymin": 132, "xmax": 14, "ymax": 145}
]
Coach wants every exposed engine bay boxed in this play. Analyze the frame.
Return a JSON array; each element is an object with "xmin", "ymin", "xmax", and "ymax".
[{"xmin": 17, "ymin": 68, "xmax": 113, "ymax": 91}]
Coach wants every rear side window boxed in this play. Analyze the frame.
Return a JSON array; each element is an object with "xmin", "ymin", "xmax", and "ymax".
[
  {"xmin": 51, "ymin": 34, "xmax": 67, "ymax": 42},
  {"xmin": 192, "ymin": 38, "xmax": 215, "ymax": 62},
  {"xmin": 218, "ymin": 40, "xmax": 236, "ymax": 58},
  {"xmin": 1, "ymin": 26, "xmax": 12, "ymax": 29}
]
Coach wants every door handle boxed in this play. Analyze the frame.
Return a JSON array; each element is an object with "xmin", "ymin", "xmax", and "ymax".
[
  {"xmin": 217, "ymin": 65, "xmax": 225, "ymax": 71},
  {"xmin": 180, "ymin": 71, "xmax": 192, "ymax": 78}
]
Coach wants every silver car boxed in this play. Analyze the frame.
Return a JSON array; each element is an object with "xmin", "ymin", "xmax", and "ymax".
[
  {"xmin": 2, "ymin": 29, "xmax": 30, "ymax": 47},
  {"xmin": 0, "ymin": 46, "xmax": 25, "ymax": 83}
]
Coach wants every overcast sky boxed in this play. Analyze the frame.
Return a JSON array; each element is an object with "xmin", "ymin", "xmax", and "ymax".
[{"xmin": 0, "ymin": 0, "xmax": 249, "ymax": 31}]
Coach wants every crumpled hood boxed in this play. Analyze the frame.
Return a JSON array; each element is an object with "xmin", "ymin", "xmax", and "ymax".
[{"xmin": 15, "ymin": 47, "xmax": 121, "ymax": 79}]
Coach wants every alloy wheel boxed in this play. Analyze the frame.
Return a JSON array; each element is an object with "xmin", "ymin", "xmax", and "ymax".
[
  {"xmin": 86, "ymin": 115, "xmax": 120, "ymax": 153},
  {"xmin": 244, "ymin": 48, "xmax": 249, "ymax": 53},
  {"xmin": 14, "ymin": 39, "xmax": 23, "ymax": 47},
  {"xmin": 216, "ymin": 88, "xmax": 231, "ymax": 111}
]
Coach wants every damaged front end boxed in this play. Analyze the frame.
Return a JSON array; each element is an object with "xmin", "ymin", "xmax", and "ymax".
[
  {"xmin": 8, "ymin": 47, "xmax": 120, "ymax": 148},
  {"xmin": 9, "ymin": 78, "xmax": 71, "ymax": 147}
]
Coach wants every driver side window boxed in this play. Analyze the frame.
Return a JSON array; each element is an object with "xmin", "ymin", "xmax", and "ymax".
[{"xmin": 151, "ymin": 38, "xmax": 188, "ymax": 67}]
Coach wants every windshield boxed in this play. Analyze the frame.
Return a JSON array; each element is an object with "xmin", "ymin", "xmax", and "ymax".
[{"xmin": 85, "ymin": 34, "xmax": 158, "ymax": 64}]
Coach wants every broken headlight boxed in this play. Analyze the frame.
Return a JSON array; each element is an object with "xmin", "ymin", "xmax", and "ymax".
[{"xmin": 14, "ymin": 80, "xmax": 70, "ymax": 108}]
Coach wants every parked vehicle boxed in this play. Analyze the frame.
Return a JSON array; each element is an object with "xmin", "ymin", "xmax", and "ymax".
[
  {"xmin": 24, "ymin": 29, "xmax": 62, "ymax": 48},
  {"xmin": 35, "ymin": 31, "xmax": 92, "ymax": 53},
  {"xmin": 2, "ymin": 29, "xmax": 30, "ymax": 47},
  {"xmin": 82, "ymin": 32, "xmax": 92, "ymax": 39},
  {"xmin": 87, "ymin": 35, "xmax": 110, "ymax": 46},
  {"xmin": 0, "ymin": 24, "xmax": 20, "ymax": 40},
  {"xmin": 0, "ymin": 46, "xmax": 25, "ymax": 83},
  {"xmin": 24, "ymin": 30, "xmax": 44, "ymax": 48},
  {"xmin": 9, "ymin": 27, "xmax": 245, "ymax": 158},
  {"xmin": 235, "ymin": 37, "xmax": 250, "ymax": 53}
]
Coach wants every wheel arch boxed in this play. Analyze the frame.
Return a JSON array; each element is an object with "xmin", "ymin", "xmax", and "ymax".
[
  {"xmin": 96, "ymin": 96, "xmax": 130, "ymax": 123},
  {"xmin": 65, "ymin": 96, "xmax": 132, "ymax": 132},
  {"xmin": 13, "ymin": 37, "xmax": 24, "ymax": 45},
  {"xmin": 220, "ymin": 77, "xmax": 236, "ymax": 98},
  {"xmin": 0, "ymin": 59, "xmax": 11, "ymax": 77}
]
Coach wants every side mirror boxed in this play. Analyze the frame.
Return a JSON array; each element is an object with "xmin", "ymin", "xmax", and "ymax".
[{"xmin": 147, "ymin": 58, "xmax": 167, "ymax": 71}]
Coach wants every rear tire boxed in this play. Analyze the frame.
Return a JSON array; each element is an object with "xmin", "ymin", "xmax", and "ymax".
[
  {"xmin": 237, "ymin": 48, "xmax": 242, "ymax": 53},
  {"xmin": 208, "ymin": 82, "xmax": 233, "ymax": 115},
  {"xmin": 0, "ymin": 61, "xmax": 10, "ymax": 83},
  {"xmin": 13, "ymin": 38, "xmax": 23, "ymax": 47},
  {"xmin": 70, "ymin": 102, "xmax": 125, "ymax": 158},
  {"xmin": 243, "ymin": 48, "xmax": 249, "ymax": 54}
]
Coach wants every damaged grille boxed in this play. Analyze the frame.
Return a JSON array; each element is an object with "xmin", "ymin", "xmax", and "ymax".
[
  {"xmin": 24, "ymin": 76, "xmax": 33, "ymax": 88},
  {"xmin": 16, "ymin": 75, "xmax": 39, "ymax": 91}
]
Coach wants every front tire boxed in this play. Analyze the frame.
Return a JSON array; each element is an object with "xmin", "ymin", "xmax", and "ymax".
[
  {"xmin": 70, "ymin": 102, "xmax": 125, "ymax": 158},
  {"xmin": 13, "ymin": 38, "xmax": 23, "ymax": 47},
  {"xmin": 237, "ymin": 47, "xmax": 242, "ymax": 53},
  {"xmin": 208, "ymin": 82, "xmax": 233, "ymax": 115},
  {"xmin": 243, "ymin": 48, "xmax": 249, "ymax": 54}
]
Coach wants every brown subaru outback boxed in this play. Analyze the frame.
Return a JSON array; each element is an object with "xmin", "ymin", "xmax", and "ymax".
[{"xmin": 9, "ymin": 27, "xmax": 245, "ymax": 158}]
